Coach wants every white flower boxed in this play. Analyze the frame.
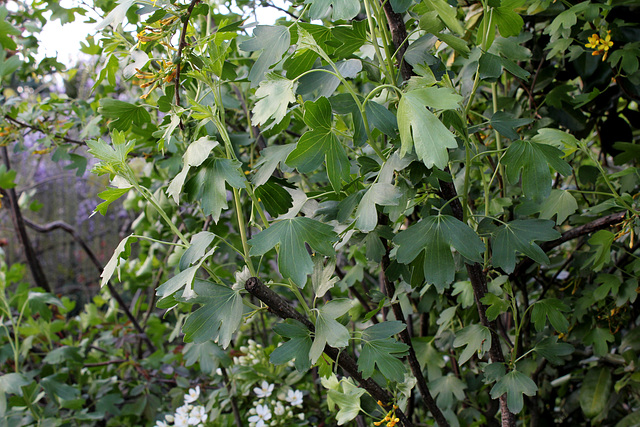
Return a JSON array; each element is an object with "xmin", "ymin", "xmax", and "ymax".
[
  {"xmin": 284, "ymin": 389, "xmax": 303, "ymax": 406},
  {"xmin": 188, "ymin": 406, "xmax": 207, "ymax": 425},
  {"xmin": 155, "ymin": 420, "xmax": 170, "ymax": 427},
  {"xmin": 274, "ymin": 401, "xmax": 285, "ymax": 416},
  {"xmin": 254, "ymin": 381, "xmax": 274, "ymax": 398},
  {"xmin": 174, "ymin": 413, "xmax": 189, "ymax": 427},
  {"xmin": 248, "ymin": 404, "xmax": 272, "ymax": 427},
  {"xmin": 184, "ymin": 386, "xmax": 201, "ymax": 403},
  {"xmin": 176, "ymin": 404, "xmax": 191, "ymax": 416},
  {"xmin": 165, "ymin": 414, "xmax": 175, "ymax": 423}
]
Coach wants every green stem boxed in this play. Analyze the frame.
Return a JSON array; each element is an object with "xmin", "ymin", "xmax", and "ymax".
[{"xmin": 363, "ymin": 0, "xmax": 395, "ymax": 85}]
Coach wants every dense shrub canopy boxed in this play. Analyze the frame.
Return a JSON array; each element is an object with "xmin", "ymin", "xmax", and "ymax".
[{"xmin": 1, "ymin": 0, "xmax": 639, "ymax": 426}]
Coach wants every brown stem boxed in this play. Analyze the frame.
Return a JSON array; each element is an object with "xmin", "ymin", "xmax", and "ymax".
[
  {"xmin": 1, "ymin": 146, "xmax": 51, "ymax": 292},
  {"xmin": 511, "ymin": 211, "xmax": 626, "ymax": 278},
  {"xmin": 4, "ymin": 115, "xmax": 85, "ymax": 145},
  {"xmin": 381, "ymin": 253, "xmax": 450, "ymax": 427},
  {"xmin": 23, "ymin": 218, "xmax": 156, "ymax": 352},
  {"xmin": 244, "ymin": 277, "xmax": 414, "ymax": 427},
  {"xmin": 380, "ymin": 1, "xmax": 412, "ymax": 82},
  {"xmin": 221, "ymin": 366, "xmax": 243, "ymax": 427},
  {"xmin": 440, "ymin": 179, "xmax": 516, "ymax": 427},
  {"xmin": 174, "ymin": 0, "xmax": 201, "ymax": 129},
  {"xmin": 84, "ymin": 359, "xmax": 128, "ymax": 367}
]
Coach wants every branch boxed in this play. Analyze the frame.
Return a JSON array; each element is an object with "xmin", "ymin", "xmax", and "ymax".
[
  {"xmin": 380, "ymin": 1, "xmax": 412, "ymax": 82},
  {"xmin": 4, "ymin": 114, "xmax": 85, "ymax": 145},
  {"xmin": 381, "ymin": 254, "xmax": 450, "ymax": 427},
  {"xmin": 1, "ymin": 147, "xmax": 51, "ymax": 292},
  {"xmin": 511, "ymin": 211, "xmax": 626, "ymax": 278},
  {"xmin": 23, "ymin": 218, "xmax": 157, "ymax": 352},
  {"xmin": 439, "ymin": 179, "xmax": 516, "ymax": 427},
  {"xmin": 174, "ymin": 0, "xmax": 201, "ymax": 128},
  {"xmin": 244, "ymin": 277, "xmax": 414, "ymax": 427},
  {"xmin": 84, "ymin": 359, "xmax": 128, "ymax": 367}
]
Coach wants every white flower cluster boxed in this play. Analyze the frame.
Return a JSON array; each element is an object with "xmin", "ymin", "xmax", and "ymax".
[
  {"xmin": 248, "ymin": 380, "xmax": 305, "ymax": 427},
  {"xmin": 156, "ymin": 386, "xmax": 208, "ymax": 427},
  {"xmin": 232, "ymin": 339, "xmax": 263, "ymax": 366}
]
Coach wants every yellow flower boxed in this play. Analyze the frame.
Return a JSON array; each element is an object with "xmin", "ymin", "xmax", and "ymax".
[
  {"xmin": 585, "ymin": 34, "xmax": 600, "ymax": 49},
  {"xmin": 599, "ymin": 33, "xmax": 613, "ymax": 51}
]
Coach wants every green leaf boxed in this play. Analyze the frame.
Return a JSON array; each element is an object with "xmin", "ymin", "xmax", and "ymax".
[
  {"xmin": 157, "ymin": 245, "xmax": 216, "ymax": 300},
  {"xmin": 531, "ymin": 298, "xmax": 570, "ymax": 333},
  {"xmin": 452, "ymin": 281, "xmax": 475, "ymax": 308},
  {"xmin": 354, "ymin": 183, "xmax": 401, "ymax": 232},
  {"xmin": 0, "ymin": 373, "xmax": 30, "ymax": 394},
  {"xmin": 586, "ymin": 230, "xmax": 615, "ymax": 272},
  {"xmin": 310, "ymin": 299, "xmax": 352, "ymax": 363},
  {"xmin": 490, "ymin": 112, "xmax": 533, "ymax": 140},
  {"xmin": 326, "ymin": 382, "xmax": 366, "ymax": 425},
  {"xmin": 252, "ymin": 73, "xmax": 297, "ymax": 130},
  {"xmin": 395, "ymin": 215, "xmax": 485, "ymax": 290},
  {"xmin": 0, "ymin": 165, "xmax": 17, "ymax": 189},
  {"xmin": 179, "ymin": 231, "xmax": 216, "ymax": 271},
  {"xmin": 98, "ymin": 99, "xmax": 151, "ymax": 131},
  {"xmin": 254, "ymin": 179, "xmax": 294, "ymax": 217},
  {"xmin": 312, "ymin": 256, "xmax": 338, "ymax": 298},
  {"xmin": 481, "ymin": 293, "xmax": 510, "ymax": 321},
  {"xmin": 435, "ymin": 33, "xmax": 470, "ymax": 57},
  {"xmin": 248, "ymin": 217, "xmax": 339, "ymax": 287},
  {"xmin": 167, "ymin": 137, "xmax": 219, "ymax": 204},
  {"xmin": 239, "ymin": 25, "xmax": 291, "ymax": 86},
  {"xmin": 358, "ymin": 321, "xmax": 409, "ymax": 382},
  {"xmin": 87, "ymin": 131, "xmax": 135, "ymax": 167},
  {"xmin": 429, "ymin": 374, "xmax": 467, "ymax": 408},
  {"xmin": 492, "ymin": 219, "xmax": 560, "ymax": 273},
  {"xmin": 0, "ymin": 51, "xmax": 21, "ymax": 77},
  {"xmin": 271, "ymin": 320, "xmax": 313, "ymax": 372},
  {"xmin": 0, "ymin": 8, "xmax": 20, "ymax": 50},
  {"xmin": 579, "ymin": 367, "xmax": 612, "ymax": 418},
  {"xmin": 305, "ymin": 0, "xmax": 361, "ymax": 21},
  {"xmin": 94, "ymin": 187, "xmax": 130, "ymax": 216},
  {"xmin": 423, "ymin": 0, "xmax": 464, "ymax": 35},
  {"xmin": 252, "ymin": 144, "xmax": 296, "ymax": 187},
  {"xmin": 182, "ymin": 280, "xmax": 245, "ymax": 348},
  {"xmin": 493, "ymin": 0, "xmax": 525, "ymax": 38},
  {"xmin": 286, "ymin": 97, "xmax": 351, "ymax": 191},
  {"xmin": 593, "ymin": 274, "xmax": 621, "ymax": 301},
  {"xmin": 453, "ymin": 324, "xmax": 492, "ymax": 365},
  {"xmin": 43, "ymin": 346, "xmax": 83, "ymax": 365},
  {"xmin": 539, "ymin": 189, "xmax": 578, "ymax": 225},
  {"xmin": 479, "ymin": 52, "xmax": 503, "ymax": 82},
  {"xmin": 584, "ymin": 327, "xmax": 614, "ymax": 357},
  {"xmin": 101, "ymin": 235, "xmax": 137, "ymax": 287},
  {"xmin": 398, "ymin": 90, "xmax": 458, "ymax": 170},
  {"xmin": 490, "ymin": 370, "xmax": 538, "ymax": 414},
  {"xmin": 533, "ymin": 336, "xmax": 574, "ymax": 365},
  {"xmin": 41, "ymin": 375, "xmax": 80, "ymax": 406},
  {"xmin": 184, "ymin": 158, "xmax": 246, "ymax": 223},
  {"xmin": 183, "ymin": 341, "xmax": 229, "ymax": 375}
]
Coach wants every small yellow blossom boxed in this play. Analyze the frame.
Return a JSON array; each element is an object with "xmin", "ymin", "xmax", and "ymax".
[
  {"xmin": 585, "ymin": 31, "xmax": 614, "ymax": 61},
  {"xmin": 585, "ymin": 34, "xmax": 600, "ymax": 49}
]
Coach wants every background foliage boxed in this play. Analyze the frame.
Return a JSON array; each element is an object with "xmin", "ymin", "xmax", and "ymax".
[{"xmin": 1, "ymin": 0, "xmax": 639, "ymax": 426}]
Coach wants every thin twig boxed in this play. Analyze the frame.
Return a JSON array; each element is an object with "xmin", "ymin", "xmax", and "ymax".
[
  {"xmin": 174, "ymin": 0, "xmax": 201, "ymax": 129},
  {"xmin": 244, "ymin": 277, "xmax": 414, "ymax": 427},
  {"xmin": 380, "ymin": 246, "xmax": 450, "ymax": 427},
  {"xmin": 221, "ymin": 367, "xmax": 243, "ymax": 427},
  {"xmin": 1, "ymin": 147, "xmax": 51, "ymax": 292},
  {"xmin": 23, "ymin": 218, "xmax": 156, "ymax": 352},
  {"xmin": 84, "ymin": 359, "xmax": 128, "ymax": 367},
  {"xmin": 4, "ymin": 114, "xmax": 85, "ymax": 145}
]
